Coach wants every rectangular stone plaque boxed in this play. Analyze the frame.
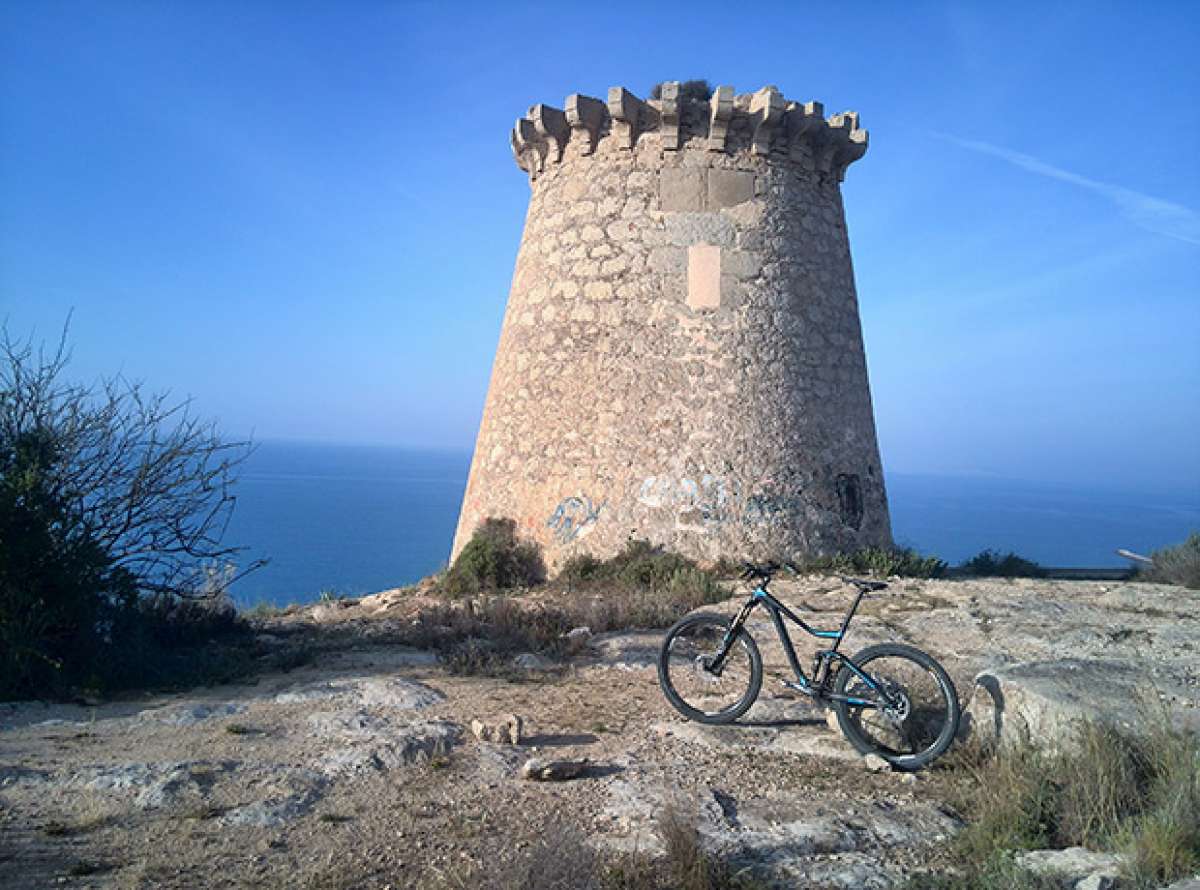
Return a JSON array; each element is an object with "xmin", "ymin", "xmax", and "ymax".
[{"xmin": 687, "ymin": 244, "xmax": 722, "ymax": 310}]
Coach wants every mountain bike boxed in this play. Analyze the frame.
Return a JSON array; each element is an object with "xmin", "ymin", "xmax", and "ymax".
[{"xmin": 657, "ymin": 563, "xmax": 960, "ymax": 770}]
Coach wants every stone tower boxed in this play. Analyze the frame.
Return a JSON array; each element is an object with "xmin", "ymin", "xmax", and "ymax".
[{"xmin": 452, "ymin": 82, "xmax": 892, "ymax": 568}]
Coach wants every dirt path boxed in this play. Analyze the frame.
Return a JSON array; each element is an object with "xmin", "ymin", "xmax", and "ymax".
[{"xmin": 1, "ymin": 577, "xmax": 1196, "ymax": 889}]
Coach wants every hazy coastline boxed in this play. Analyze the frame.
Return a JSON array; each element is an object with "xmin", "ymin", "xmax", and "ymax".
[{"xmin": 224, "ymin": 439, "xmax": 1200, "ymax": 607}]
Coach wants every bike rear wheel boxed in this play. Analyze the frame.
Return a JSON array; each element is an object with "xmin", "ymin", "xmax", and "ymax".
[
  {"xmin": 658, "ymin": 613, "xmax": 762, "ymax": 725},
  {"xmin": 833, "ymin": 642, "xmax": 960, "ymax": 770}
]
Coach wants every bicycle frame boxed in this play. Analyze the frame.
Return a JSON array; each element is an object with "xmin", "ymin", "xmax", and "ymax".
[{"xmin": 713, "ymin": 582, "xmax": 884, "ymax": 708}]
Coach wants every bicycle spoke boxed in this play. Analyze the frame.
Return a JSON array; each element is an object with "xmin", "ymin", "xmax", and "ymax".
[
  {"xmin": 663, "ymin": 620, "xmax": 754, "ymax": 718},
  {"xmin": 842, "ymin": 655, "xmax": 951, "ymax": 758}
]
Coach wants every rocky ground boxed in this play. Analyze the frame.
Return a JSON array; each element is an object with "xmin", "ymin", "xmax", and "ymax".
[{"xmin": 1, "ymin": 576, "xmax": 1197, "ymax": 889}]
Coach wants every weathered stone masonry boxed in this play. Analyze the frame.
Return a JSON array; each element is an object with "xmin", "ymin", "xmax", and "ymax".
[{"xmin": 452, "ymin": 82, "xmax": 892, "ymax": 568}]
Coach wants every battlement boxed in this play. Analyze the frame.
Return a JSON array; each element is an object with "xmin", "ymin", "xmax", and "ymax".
[{"xmin": 510, "ymin": 82, "xmax": 868, "ymax": 184}]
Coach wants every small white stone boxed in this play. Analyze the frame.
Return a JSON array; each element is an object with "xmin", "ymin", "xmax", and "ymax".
[{"xmin": 861, "ymin": 754, "xmax": 890, "ymax": 772}]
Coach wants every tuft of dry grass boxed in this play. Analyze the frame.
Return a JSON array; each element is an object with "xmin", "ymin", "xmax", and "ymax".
[
  {"xmin": 42, "ymin": 820, "xmax": 85, "ymax": 837},
  {"xmin": 67, "ymin": 860, "xmax": 115, "ymax": 877},
  {"xmin": 179, "ymin": 803, "xmax": 225, "ymax": 821},
  {"xmin": 1121, "ymin": 718, "xmax": 1200, "ymax": 888},
  {"xmin": 901, "ymin": 855, "xmax": 1063, "ymax": 890},
  {"xmin": 911, "ymin": 714, "xmax": 1199, "ymax": 889},
  {"xmin": 416, "ymin": 806, "xmax": 766, "ymax": 890},
  {"xmin": 653, "ymin": 805, "xmax": 765, "ymax": 890},
  {"xmin": 40, "ymin": 798, "xmax": 116, "ymax": 838}
]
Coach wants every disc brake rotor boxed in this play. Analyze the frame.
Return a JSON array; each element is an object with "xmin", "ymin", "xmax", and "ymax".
[{"xmin": 877, "ymin": 677, "xmax": 911, "ymax": 724}]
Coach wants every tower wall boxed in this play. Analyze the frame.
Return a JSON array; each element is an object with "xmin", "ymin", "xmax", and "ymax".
[{"xmin": 452, "ymin": 83, "xmax": 892, "ymax": 567}]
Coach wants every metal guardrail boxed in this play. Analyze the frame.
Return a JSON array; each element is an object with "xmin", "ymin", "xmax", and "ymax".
[
  {"xmin": 942, "ymin": 566, "xmax": 1136, "ymax": 581},
  {"xmin": 941, "ymin": 549, "xmax": 1152, "ymax": 581}
]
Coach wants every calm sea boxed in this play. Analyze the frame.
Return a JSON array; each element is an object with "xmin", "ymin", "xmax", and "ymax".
[{"xmin": 225, "ymin": 440, "xmax": 1200, "ymax": 607}]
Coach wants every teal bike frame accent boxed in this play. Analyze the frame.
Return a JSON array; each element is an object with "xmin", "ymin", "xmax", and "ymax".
[{"xmin": 714, "ymin": 579, "xmax": 884, "ymax": 709}]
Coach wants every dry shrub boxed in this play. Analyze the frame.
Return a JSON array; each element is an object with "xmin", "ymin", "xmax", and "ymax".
[
  {"xmin": 1138, "ymin": 532, "xmax": 1200, "ymax": 590},
  {"xmin": 558, "ymin": 540, "xmax": 723, "ymax": 595},
  {"xmin": 917, "ymin": 714, "xmax": 1200, "ymax": 890},
  {"xmin": 959, "ymin": 550, "xmax": 1046, "ymax": 579},
  {"xmin": 655, "ymin": 806, "xmax": 765, "ymax": 890},
  {"xmin": 500, "ymin": 823, "xmax": 604, "ymax": 890},
  {"xmin": 398, "ymin": 540, "xmax": 732, "ymax": 677},
  {"xmin": 1122, "ymin": 719, "xmax": 1200, "ymax": 887},
  {"xmin": 440, "ymin": 806, "xmax": 766, "ymax": 890},
  {"xmin": 399, "ymin": 596, "xmax": 569, "ymax": 677}
]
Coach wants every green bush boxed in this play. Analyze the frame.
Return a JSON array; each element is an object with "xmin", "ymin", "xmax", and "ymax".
[
  {"xmin": 960, "ymin": 550, "xmax": 1045, "ymax": 578},
  {"xmin": 1, "ymin": 324, "xmax": 256, "ymax": 699},
  {"xmin": 649, "ymin": 79, "xmax": 714, "ymax": 102},
  {"xmin": 794, "ymin": 547, "xmax": 946, "ymax": 579},
  {"xmin": 1138, "ymin": 532, "xmax": 1200, "ymax": 590},
  {"xmin": 557, "ymin": 539, "xmax": 724, "ymax": 598},
  {"xmin": 442, "ymin": 518, "xmax": 545, "ymax": 596},
  {"xmin": 0, "ymin": 429, "xmax": 139, "ymax": 697},
  {"xmin": 0, "ymin": 429, "xmax": 254, "ymax": 698}
]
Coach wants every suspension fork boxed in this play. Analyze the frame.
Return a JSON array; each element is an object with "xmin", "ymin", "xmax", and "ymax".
[{"xmin": 709, "ymin": 597, "xmax": 758, "ymax": 672}]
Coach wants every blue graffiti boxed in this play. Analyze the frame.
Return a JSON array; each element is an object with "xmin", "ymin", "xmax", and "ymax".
[
  {"xmin": 744, "ymin": 493, "xmax": 805, "ymax": 522},
  {"xmin": 547, "ymin": 495, "xmax": 605, "ymax": 543}
]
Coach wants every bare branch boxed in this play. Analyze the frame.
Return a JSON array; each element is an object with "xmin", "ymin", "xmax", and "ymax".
[{"xmin": 1, "ymin": 320, "xmax": 263, "ymax": 600}]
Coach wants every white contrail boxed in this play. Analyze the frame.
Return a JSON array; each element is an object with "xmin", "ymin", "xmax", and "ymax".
[{"xmin": 938, "ymin": 133, "xmax": 1200, "ymax": 246}]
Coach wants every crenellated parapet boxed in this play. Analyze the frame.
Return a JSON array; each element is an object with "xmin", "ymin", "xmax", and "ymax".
[{"xmin": 510, "ymin": 82, "xmax": 869, "ymax": 183}]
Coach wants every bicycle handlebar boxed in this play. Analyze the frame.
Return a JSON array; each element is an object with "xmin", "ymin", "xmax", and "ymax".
[{"xmin": 738, "ymin": 561, "xmax": 799, "ymax": 581}]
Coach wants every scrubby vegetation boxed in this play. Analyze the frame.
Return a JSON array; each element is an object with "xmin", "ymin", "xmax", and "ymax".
[
  {"xmin": 1138, "ymin": 532, "xmax": 1200, "ymax": 590},
  {"xmin": 441, "ymin": 517, "xmax": 545, "ymax": 596},
  {"xmin": 628, "ymin": 806, "xmax": 768, "ymax": 890},
  {"xmin": 959, "ymin": 549, "xmax": 1046, "ymax": 579},
  {"xmin": 0, "ymin": 324, "xmax": 260, "ymax": 699},
  {"xmin": 556, "ymin": 539, "xmax": 724, "ymax": 598},
  {"xmin": 424, "ymin": 806, "xmax": 767, "ymax": 890},
  {"xmin": 650, "ymin": 79, "xmax": 714, "ymax": 102},
  {"xmin": 793, "ymin": 546, "xmax": 947, "ymax": 579},
  {"xmin": 404, "ymin": 535, "xmax": 729, "ymax": 676},
  {"xmin": 908, "ymin": 718, "xmax": 1200, "ymax": 889},
  {"xmin": 418, "ymin": 528, "xmax": 954, "ymax": 675}
]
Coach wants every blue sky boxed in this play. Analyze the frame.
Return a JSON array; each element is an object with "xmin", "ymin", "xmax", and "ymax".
[{"xmin": 2, "ymin": 1, "xmax": 1197, "ymax": 494}]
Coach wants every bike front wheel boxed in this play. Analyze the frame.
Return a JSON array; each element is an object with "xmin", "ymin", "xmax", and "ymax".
[
  {"xmin": 658, "ymin": 612, "xmax": 762, "ymax": 725},
  {"xmin": 832, "ymin": 642, "xmax": 960, "ymax": 770}
]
